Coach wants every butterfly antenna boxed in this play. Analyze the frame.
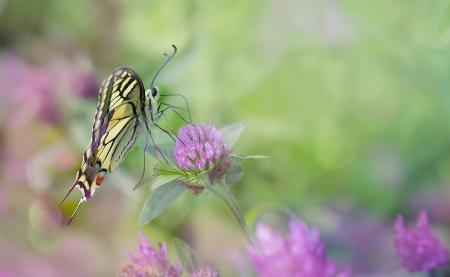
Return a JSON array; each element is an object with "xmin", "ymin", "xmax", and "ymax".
[
  {"xmin": 67, "ymin": 198, "xmax": 84, "ymax": 225},
  {"xmin": 150, "ymin": 44, "xmax": 177, "ymax": 88}
]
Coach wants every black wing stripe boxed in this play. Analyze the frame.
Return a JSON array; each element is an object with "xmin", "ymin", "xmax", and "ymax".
[
  {"xmin": 122, "ymin": 80, "xmax": 138, "ymax": 98},
  {"xmin": 90, "ymin": 67, "xmax": 142, "ymax": 152},
  {"xmin": 101, "ymin": 121, "xmax": 134, "ymax": 171},
  {"xmin": 103, "ymin": 117, "xmax": 133, "ymax": 145},
  {"xmin": 109, "ymin": 95, "xmax": 124, "ymax": 109},
  {"xmin": 120, "ymin": 76, "xmax": 133, "ymax": 91},
  {"xmin": 91, "ymin": 73, "xmax": 114, "ymax": 152},
  {"xmin": 118, "ymin": 120, "xmax": 139, "ymax": 160},
  {"xmin": 109, "ymin": 81, "xmax": 137, "ymax": 110},
  {"xmin": 109, "ymin": 114, "xmax": 133, "ymax": 122},
  {"xmin": 96, "ymin": 117, "xmax": 134, "ymax": 165}
]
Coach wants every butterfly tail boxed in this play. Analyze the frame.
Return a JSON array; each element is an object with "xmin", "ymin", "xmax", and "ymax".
[
  {"xmin": 61, "ymin": 180, "xmax": 79, "ymax": 204},
  {"xmin": 66, "ymin": 198, "xmax": 84, "ymax": 225}
]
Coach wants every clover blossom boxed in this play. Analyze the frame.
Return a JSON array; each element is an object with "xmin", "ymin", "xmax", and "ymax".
[
  {"xmin": 248, "ymin": 219, "xmax": 351, "ymax": 277},
  {"xmin": 174, "ymin": 124, "xmax": 229, "ymax": 171},
  {"xmin": 122, "ymin": 233, "xmax": 182, "ymax": 277},
  {"xmin": 394, "ymin": 210, "xmax": 449, "ymax": 272}
]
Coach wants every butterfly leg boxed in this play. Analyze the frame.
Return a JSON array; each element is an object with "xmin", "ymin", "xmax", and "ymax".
[
  {"xmin": 158, "ymin": 102, "xmax": 192, "ymax": 125},
  {"xmin": 154, "ymin": 123, "xmax": 180, "ymax": 144},
  {"xmin": 160, "ymin": 103, "xmax": 192, "ymax": 124},
  {"xmin": 171, "ymin": 109, "xmax": 191, "ymax": 125},
  {"xmin": 148, "ymin": 130, "xmax": 169, "ymax": 164},
  {"xmin": 133, "ymin": 135, "xmax": 150, "ymax": 190},
  {"xmin": 159, "ymin": 102, "xmax": 188, "ymax": 111},
  {"xmin": 154, "ymin": 106, "xmax": 190, "ymax": 144},
  {"xmin": 153, "ymin": 105, "xmax": 189, "ymax": 146},
  {"xmin": 159, "ymin": 112, "xmax": 185, "ymax": 142},
  {"xmin": 160, "ymin": 93, "xmax": 192, "ymax": 123}
]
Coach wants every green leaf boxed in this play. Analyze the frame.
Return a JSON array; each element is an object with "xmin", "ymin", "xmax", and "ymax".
[
  {"xmin": 172, "ymin": 238, "xmax": 199, "ymax": 273},
  {"xmin": 154, "ymin": 164, "xmax": 183, "ymax": 176},
  {"xmin": 132, "ymin": 165, "xmax": 182, "ymax": 191},
  {"xmin": 210, "ymin": 183, "xmax": 251, "ymax": 242},
  {"xmin": 221, "ymin": 122, "xmax": 246, "ymax": 149},
  {"xmin": 225, "ymin": 163, "xmax": 243, "ymax": 184},
  {"xmin": 231, "ymin": 154, "xmax": 270, "ymax": 160},
  {"xmin": 151, "ymin": 175, "xmax": 181, "ymax": 190},
  {"xmin": 138, "ymin": 180, "xmax": 186, "ymax": 227},
  {"xmin": 183, "ymin": 172, "xmax": 209, "ymax": 187}
]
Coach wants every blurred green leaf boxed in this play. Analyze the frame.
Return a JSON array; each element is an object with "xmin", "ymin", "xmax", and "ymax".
[
  {"xmin": 225, "ymin": 163, "xmax": 244, "ymax": 184},
  {"xmin": 221, "ymin": 122, "xmax": 246, "ymax": 149},
  {"xmin": 210, "ymin": 182, "xmax": 250, "ymax": 242},
  {"xmin": 231, "ymin": 154, "xmax": 270, "ymax": 160},
  {"xmin": 139, "ymin": 180, "xmax": 186, "ymax": 227},
  {"xmin": 172, "ymin": 238, "xmax": 199, "ymax": 274},
  {"xmin": 431, "ymin": 264, "xmax": 450, "ymax": 277}
]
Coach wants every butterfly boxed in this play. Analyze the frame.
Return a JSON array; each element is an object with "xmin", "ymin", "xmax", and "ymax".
[{"xmin": 62, "ymin": 45, "xmax": 182, "ymax": 224}]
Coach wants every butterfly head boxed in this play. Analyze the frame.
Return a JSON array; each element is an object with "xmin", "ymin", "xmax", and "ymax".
[
  {"xmin": 146, "ymin": 87, "xmax": 160, "ymax": 119},
  {"xmin": 148, "ymin": 87, "xmax": 160, "ymax": 101}
]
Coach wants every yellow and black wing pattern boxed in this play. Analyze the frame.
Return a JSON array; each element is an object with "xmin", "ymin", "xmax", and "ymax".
[{"xmin": 64, "ymin": 67, "xmax": 146, "ymax": 202}]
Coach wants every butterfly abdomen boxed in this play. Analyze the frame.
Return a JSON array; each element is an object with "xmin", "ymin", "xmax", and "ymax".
[{"xmin": 95, "ymin": 170, "xmax": 106, "ymax": 186}]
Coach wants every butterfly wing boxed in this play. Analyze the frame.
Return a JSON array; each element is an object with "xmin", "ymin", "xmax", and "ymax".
[
  {"xmin": 63, "ymin": 67, "xmax": 146, "ymax": 203},
  {"xmin": 91, "ymin": 67, "xmax": 146, "ymax": 152},
  {"xmin": 93, "ymin": 67, "xmax": 147, "ymax": 172}
]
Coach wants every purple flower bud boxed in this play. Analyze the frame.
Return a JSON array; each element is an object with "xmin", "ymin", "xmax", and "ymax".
[
  {"xmin": 72, "ymin": 70, "xmax": 99, "ymax": 98},
  {"xmin": 174, "ymin": 124, "xmax": 229, "ymax": 171},
  {"xmin": 191, "ymin": 263, "xmax": 220, "ymax": 277},
  {"xmin": 394, "ymin": 210, "xmax": 449, "ymax": 272},
  {"xmin": 122, "ymin": 233, "xmax": 182, "ymax": 277},
  {"xmin": 248, "ymin": 219, "xmax": 351, "ymax": 277}
]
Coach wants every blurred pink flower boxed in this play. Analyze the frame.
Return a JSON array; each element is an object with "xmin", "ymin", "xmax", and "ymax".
[
  {"xmin": 0, "ymin": 268, "xmax": 14, "ymax": 277},
  {"xmin": 30, "ymin": 196, "xmax": 65, "ymax": 232},
  {"xmin": 122, "ymin": 233, "xmax": 182, "ymax": 277},
  {"xmin": 0, "ymin": 193, "xmax": 8, "ymax": 217},
  {"xmin": 248, "ymin": 219, "xmax": 351, "ymax": 277},
  {"xmin": 191, "ymin": 263, "xmax": 220, "ymax": 277},
  {"xmin": 0, "ymin": 53, "xmax": 60, "ymax": 124},
  {"xmin": 394, "ymin": 210, "xmax": 449, "ymax": 272}
]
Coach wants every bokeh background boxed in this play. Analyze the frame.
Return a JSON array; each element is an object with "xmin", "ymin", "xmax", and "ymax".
[{"xmin": 1, "ymin": 0, "xmax": 450, "ymax": 276}]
